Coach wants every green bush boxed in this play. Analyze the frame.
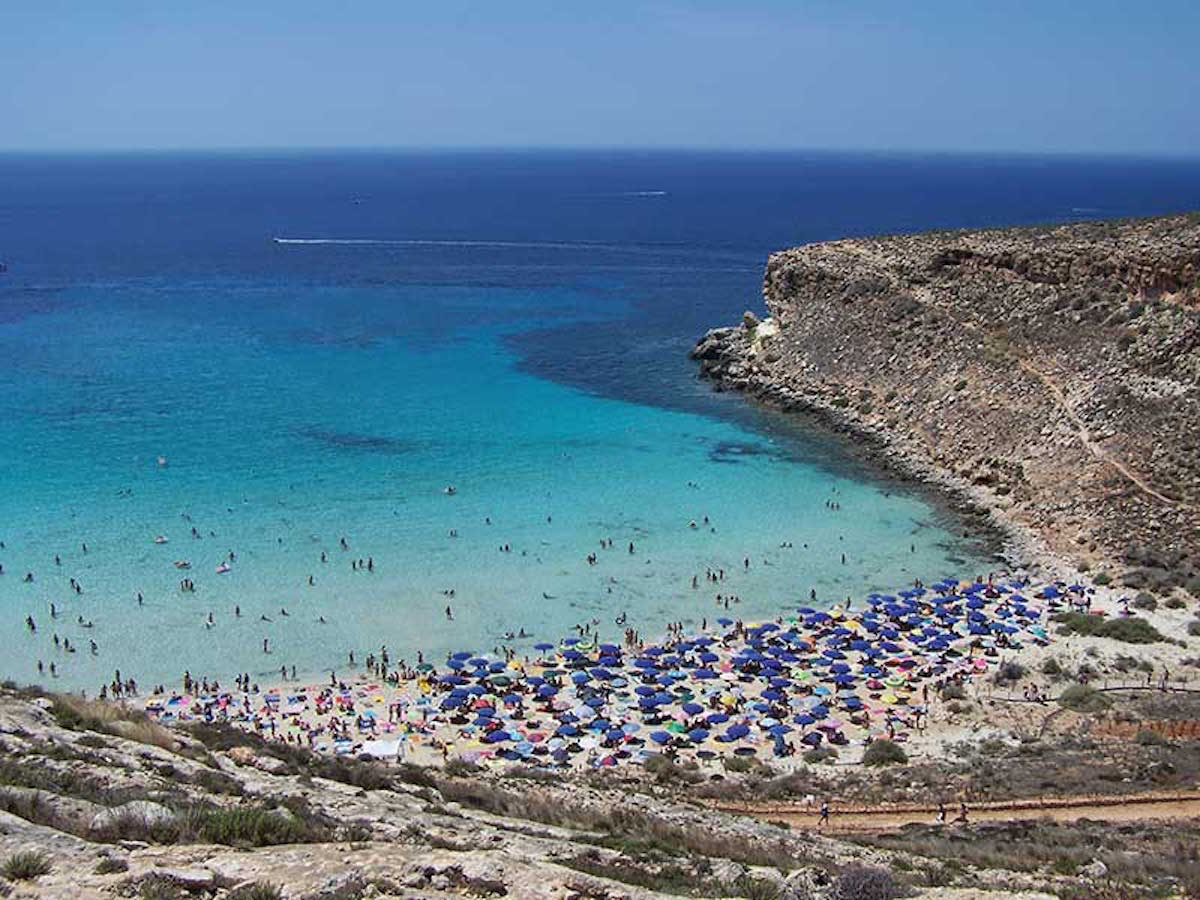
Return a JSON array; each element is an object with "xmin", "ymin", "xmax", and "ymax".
[
  {"xmin": 94, "ymin": 856, "xmax": 129, "ymax": 875},
  {"xmin": 861, "ymin": 740, "xmax": 907, "ymax": 767},
  {"xmin": 1188, "ymin": 620, "xmax": 1200, "ymax": 637},
  {"xmin": 803, "ymin": 746, "xmax": 839, "ymax": 765},
  {"xmin": 940, "ymin": 682, "xmax": 967, "ymax": 701},
  {"xmin": 0, "ymin": 851, "xmax": 52, "ymax": 881},
  {"xmin": 723, "ymin": 755, "xmax": 755, "ymax": 773},
  {"xmin": 1135, "ymin": 729, "xmax": 1169, "ymax": 747},
  {"xmin": 835, "ymin": 864, "xmax": 899, "ymax": 900},
  {"xmin": 1113, "ymin": 655, "xmax": 1152, "ymax": 674},
  {"xmin": 1052, "ymin": 612, "xmax": 1164, "ymax": 644},
  {"xmin": 1094, "ymin": 572, "xmax": 1111, "ymax": 586},
  {"xmin": 1058, "ymin": 684, "xmax": 1111, "ymax": 714},
  {"xmin": 1041, "ymin": 657, "xmax": 1064, "ymax": 678},
  {"xmin": 187, "ymin": 805, "xmax": 323, "ymax": 847},
  {"xmin": 735, "ymin": 875, "xmax": 783, "ymax": 900},
  {"xmin": 443, "ymin": 758, "xmax": 482, "ymax": 778},
  {"xmin": 1164, "ymin": 597, "xmax": 1186, "ymax": 610},
  {"xmin": 92, "ymin": 802, "xmax": 329, "ymax": 848},
  {"xmin": 993, "ymin": 661, "xmax": 1027, "ymax": 686},
  {"xmin": 1132, "ymin": 593, "xmax": 1157, "ymax": 611}
]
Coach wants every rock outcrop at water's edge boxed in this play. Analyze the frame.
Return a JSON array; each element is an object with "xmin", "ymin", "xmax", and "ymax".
[{"xmin": 694, "ymin": 214, "xmax": 1200, "ymax": 594}]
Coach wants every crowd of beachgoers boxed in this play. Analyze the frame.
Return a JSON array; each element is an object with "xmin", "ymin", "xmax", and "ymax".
[{"xmin": 127, "ymin": 574, "xmax": 1113, "ymax": 770}]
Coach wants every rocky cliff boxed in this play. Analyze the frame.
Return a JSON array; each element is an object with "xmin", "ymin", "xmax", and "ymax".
[{"xmin": 694, "ymin": 214, "xmax": 1200, "ymax": 592}]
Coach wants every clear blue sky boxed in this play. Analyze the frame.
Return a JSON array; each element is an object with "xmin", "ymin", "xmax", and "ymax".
[{"xmin": 2, "ymin": 0, "xmax": 1197, "ymax": 154}]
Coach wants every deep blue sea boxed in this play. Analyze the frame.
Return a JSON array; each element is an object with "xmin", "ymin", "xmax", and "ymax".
[{"xmin": 3, "ymin": 150, "xmax": 1199, "ymax": 691}]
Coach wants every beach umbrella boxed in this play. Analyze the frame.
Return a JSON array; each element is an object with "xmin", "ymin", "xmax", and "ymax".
[
  {"xmin": 649, "ymin": 730, "xmax": 671, "ymax": 745},
  {"xmin": 687, "ymin": 728, "xmax": 710, "ymax": 743},
  {"xmin": 682, "ymin": 701, "xmax": 705, "ymax": 715},
  {"xmin": 534, "ymin": 642, "xmax": 555, "ymax": 651}
]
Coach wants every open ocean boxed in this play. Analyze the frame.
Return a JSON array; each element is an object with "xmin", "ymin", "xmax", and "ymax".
[{"xmin": 2, "ymin": 150, "xmax": 1199, "ymax": 692}]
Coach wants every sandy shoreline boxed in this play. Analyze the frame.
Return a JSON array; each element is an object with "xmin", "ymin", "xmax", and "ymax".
[{"xmin": 123, "ymin": 566, "xmax": 1199, "ymax": 773}]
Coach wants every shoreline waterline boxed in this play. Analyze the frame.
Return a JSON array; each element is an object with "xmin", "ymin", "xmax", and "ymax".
[{"xmin": 116, "ymin": 571, "xmax": 1101, "ymax": 771}]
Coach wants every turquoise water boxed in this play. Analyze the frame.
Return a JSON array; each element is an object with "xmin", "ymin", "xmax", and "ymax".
[
  {"xmin": 5, "ymin": 150, "xmax": 1198, "ymax": 692},
  {"xmin": 1, "ymin": 277, "xmax": 973, "ymax": 690}
]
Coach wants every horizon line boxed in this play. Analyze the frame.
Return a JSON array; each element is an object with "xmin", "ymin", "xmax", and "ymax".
[{"xmin": 1, "ymin": 144, "xmax": 1199, "ymax": 163}]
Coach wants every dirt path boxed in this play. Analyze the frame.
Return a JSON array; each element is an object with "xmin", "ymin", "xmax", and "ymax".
[
  {"xmin": 713, "ymin": 792, "xmax": 1200, "ymax": 833},
  {"xmin": 1013, "ymin": 358, "xmax": 1180, "ymax": 508},
  {"xmin": 889, "ymin": 254, "xmax": 1182, "ymax": 511}
]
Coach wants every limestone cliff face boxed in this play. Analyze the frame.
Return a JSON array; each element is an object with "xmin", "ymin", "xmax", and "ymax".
[{"xmin": 695, "ymin": 214, "xmax": 1200, "ymax": 591}]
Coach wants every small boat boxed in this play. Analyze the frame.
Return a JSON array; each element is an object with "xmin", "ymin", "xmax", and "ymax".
[
  {"xmin": 154, "ymin": 535, "xmax": 169, "ymax": 545},
  {"xmin": 443, "ymin": 485, "xmax": 457, "ymax": 495},
  {"xmin": 216, "ymin": 562, "xmax": 231, "ymax": 574},
  {"xmin": 174, "ymin": 560, "xmax": 191, "ymax": 569}
]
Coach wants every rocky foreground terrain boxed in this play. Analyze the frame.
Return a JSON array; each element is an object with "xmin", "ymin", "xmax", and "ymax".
[
  {"xmin": 0, "ymin": 686, "xmax": 1075, "ymax": 900},
  {"xmin": 1, "ymin": 683, "xmax": 1199, "ymax": 899},
  {"xmin": 693, "ymin": 214, "xmax": 1200, "ymax": 592}
]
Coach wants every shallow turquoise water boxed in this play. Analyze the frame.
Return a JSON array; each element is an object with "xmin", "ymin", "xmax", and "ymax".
[{"xmin": 0, "ymin": 275, "xmax": 983, "ymax": 690}]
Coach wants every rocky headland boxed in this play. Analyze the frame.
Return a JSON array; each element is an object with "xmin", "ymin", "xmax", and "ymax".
[{"xmin": 694, "ymin": 214, "xmax": 1200, "ymax": 596}]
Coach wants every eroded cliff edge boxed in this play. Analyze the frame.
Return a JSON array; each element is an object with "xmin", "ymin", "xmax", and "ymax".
[{"xmin": 694, "ymin": 214, "xmax": 1200, "ymax": 593}]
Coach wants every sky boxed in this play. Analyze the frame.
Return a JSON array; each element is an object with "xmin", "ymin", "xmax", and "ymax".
[{"xmin": 1, "ymin": 1, "xmax": 1198, "ymax": 155}]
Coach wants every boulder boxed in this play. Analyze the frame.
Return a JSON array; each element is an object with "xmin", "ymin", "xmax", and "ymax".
[{"xmin": 1081, "ymin": 858, "xmax": 1108, "ymax": 879}]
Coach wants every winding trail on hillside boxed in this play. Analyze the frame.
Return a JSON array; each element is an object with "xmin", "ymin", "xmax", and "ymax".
[
  {"xmin": 860, "ymin": 237, "xmax": 1185, "ymax": 511},
  {"xmin": 710, "ymin": 790, "xmax": 1200, "ymax": 833},
  {"xmin": 1010, "ymin": 357, "xmax": 1180, "ymax": 508}
]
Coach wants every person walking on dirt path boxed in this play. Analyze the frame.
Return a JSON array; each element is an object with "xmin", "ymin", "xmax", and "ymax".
[
  {"xmin": 955, "ymin": 800, "xmax": 969, "ymax": 825},
  {"xmin": 818, "ymin": 799, "xmax": 830, "ymax": 829}
]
